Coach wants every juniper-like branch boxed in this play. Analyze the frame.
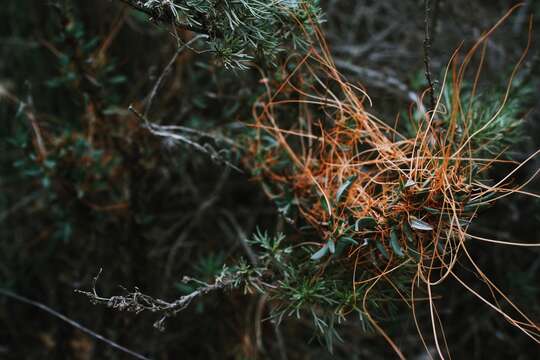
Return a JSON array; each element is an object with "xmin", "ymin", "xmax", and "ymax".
[{"xmin": 118, "ymin": 0, "xmax": 209, "ymax": 34}]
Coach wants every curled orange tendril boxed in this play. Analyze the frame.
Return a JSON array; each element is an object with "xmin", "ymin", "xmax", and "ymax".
[{"xmin": 246, "ymin": 3, "xmax": 539, "ymax": 359}]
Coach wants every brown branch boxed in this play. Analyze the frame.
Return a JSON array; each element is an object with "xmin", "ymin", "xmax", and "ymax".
[
  {"xmin": 144, "ymin": 34, "xmax": 207, "ymax": 117},
  {"xmin": 423, "ymin": 0, "xmax": 436, "ymax": 112},
  {"xmin": 129, "ymin": 106, "xmax": 244, "ymax": 173},
  {"xmin": 76, "ymin": 269, "xmax": 234, "ymax": 331}
]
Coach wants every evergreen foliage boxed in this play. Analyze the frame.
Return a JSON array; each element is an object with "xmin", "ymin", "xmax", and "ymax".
[{"xmin": 123, "ymin": 0, "xmax": 322, "ymax": 68}]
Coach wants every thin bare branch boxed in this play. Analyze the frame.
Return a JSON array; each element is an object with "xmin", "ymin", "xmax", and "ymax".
[
  {"xmin": 129, "ymin": 106, "xmax": 244, "ymax": 173},
  {"xmin": 0, "ymin": 288, "xmax": 150, "ymax": 360},
  {"xmin": 76, "ymin": 270, "xmax": 234, "ymax": 331},
  {"xmin": 423, "ymin": 0, "xmax": 437, "ymax": 112},
  {"xmin": 144, "ymin": 34, "xmax": 207, "ymax": 117}
]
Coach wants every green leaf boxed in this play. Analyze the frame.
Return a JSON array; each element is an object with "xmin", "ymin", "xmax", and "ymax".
[
  {"xmin": 389, "ymin": 228, "xmax": 404, "ymax": 257},
  {"xmin": 174, "ymin": 282, "xmax": 196, "ymax": 295},
  {"xmin": 403, "ymin": 222, "xmax": 415, "ymax": 243},
  {"xmin": 339, "ymin": 236, "xmax": 359, "ymax": 246},
  {"xmin": 420, "ymin": 177, "xmax": 433, "ymax": 189},
  {"xmin": 423, "ymin": 206, "xmax": 442, "ymax": 215},
  {"xmin": 61, "ymin": 222, "xmax": 72, "ymax": 243},
  {"xmin": 404, "ymin": 178, "xmax": 416, "ymax": 188},
  {"xmin": 355, "ymin": 217, "xmax": 377, "ymax": 231},
  {"xmin": 335, "ymin": 175, "xmax": 357, "ymax": 203},
  {"xmin": 108, "ymin": 75, "xmax": 127, "ymax": 85},
  {"xmin": 410, "ymin": 218, "xmax": 433, "ymax": 231},
  {"xmin": 407, "ymin": 246, "xmax": 421, "ymax": 262},
  {"xmin": 437, "ymin": 240, "xmax": 445, "ymax": 253},
  {"xmin": 334, "ymin": 237, "xmax": 358, "ymax": 257},
  {"xmin": 41, "ymin": 177, "xmax": 51, "ymax": 189},
  {"xmin": 463, "ymin": 194, "xmax": 495, "ymax": 212},
  {"xmin": 375, "ymin": 241, "xmax": 389, "ymax": 259},
  {"xmin": 327, "ymin": 239, "xmax": 335, "ymax": 254},
  {"xmin": 319, "ymin": 194, "xmax": 331, "ymax": 216},
  {"xmin": 311, "ymin": 244, "xmax": 329, "ymax": 260},
  {"xmin": 43, "ymin": 159, "xmax": 56, "ymax": 170},
  {"xmin": 82, "ymin": 37, "xmax": 100, "ymax": 53}
]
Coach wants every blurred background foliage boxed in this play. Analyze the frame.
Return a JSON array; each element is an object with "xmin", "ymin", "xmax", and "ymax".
[{"xmin": 0, "ymin": 0, "xmax": 538, "ymax": 359}]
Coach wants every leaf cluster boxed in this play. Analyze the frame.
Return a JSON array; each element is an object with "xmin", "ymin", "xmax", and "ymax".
[{"xmin": 133, "ymin": 0, "xmax": 322, "ymax": 69}]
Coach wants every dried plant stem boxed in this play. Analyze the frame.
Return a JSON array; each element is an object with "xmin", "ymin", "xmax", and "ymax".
[
  {"xmin": 0, "ymin": 288, "xmax": 150, "ymax": 360},
  {"xmin": 423, "ymin": 0, "xmax": 437, "ymax": 113},
  {"xmin": 144, "ymin": 34, "xmax": 207, "ymax": 117},
  {"xmin": 76, "ymin": 269, "xmax": 233, "ymax": 331}
]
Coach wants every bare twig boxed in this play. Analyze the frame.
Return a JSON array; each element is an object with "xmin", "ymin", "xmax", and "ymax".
[
  {"xmin": 218, "ymin": 212, "xmax": 288, "ymax": 359},
  {"xmin": 144, "ymin": 34, "xmax": 207, "ymax": 117},
  {"xmin": 333, "ymin": 59, "xmax": 425, "ymax": 113},
  {"xmin": 513, "ymin": 0, "xmax": 531, "ymax": 34},
  {"xmin": 76, "ymin": 270, "xmax": 234, "ymax": 331},
  {"xmin": 0, "ymin": 192, "xmax": 40, "ymax": 222},
  {"xmin": 423, "ymin": 0, "xmax": 437, "ymax": 112},
  {"xmin": 221, "ymin": 210, "xmax": 258, "ymax": 266},
  {"xmin": 330, "ymin": 22, "xmax": 400, "ymax": 59},
  {"xmin": 273, "ymin": 318, "xmax": 288, "ymax": 360},
  {"xmin": 129, "ymin": 106, "xmax": 244, "ymax": 173},
  {"xmin": 430, "ymin": 0, "xmax": 440, "ymax": 45},
  {"xmin": 0, "ymin": 288, "xmax": 150, "ymax": 360},
  {"xmin": 0, "ymin": 85, "xmax": 47, "ymax": 161},
  {"xmin": 163, "ymin": 166, "xmax": 231, "ymax": 280}
]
